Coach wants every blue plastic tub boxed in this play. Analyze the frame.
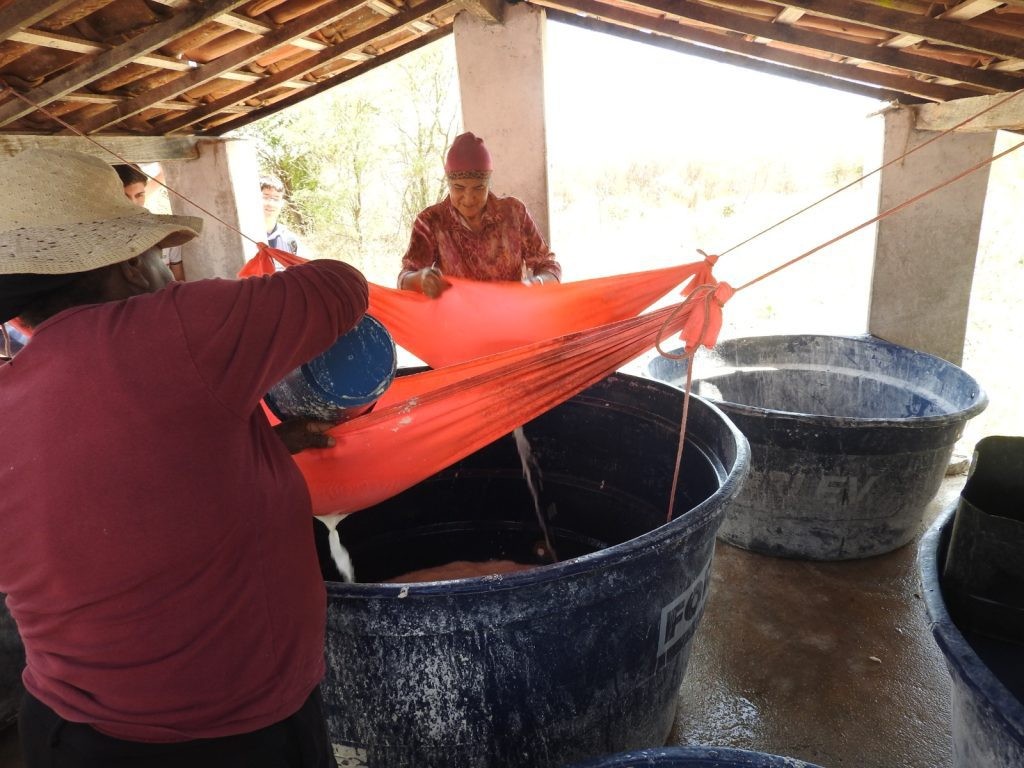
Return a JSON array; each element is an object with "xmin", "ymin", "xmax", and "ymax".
[
  {"xmin": 265, "ymin": 313, "xmax": 395, "ymax": 423},
  {"xmin": 919, "ymin": 504, "xmax": 1024, "ymax": 767},
  {"xmin": 319, "ymin": 373, "xmax": 750, "ymax": 767},
  {"xmin": 565, "ymin": 746, "xmax": 825, "ymax": 767},
  {"xmin": 647, "ymin": 334, "xmax": 986, "ymax": 559}
]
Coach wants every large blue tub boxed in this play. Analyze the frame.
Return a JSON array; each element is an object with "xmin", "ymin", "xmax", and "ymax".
[
  {"xmin": 648, "ymin": 334, "xmax": 986, "ymax": 559},
  {"xmin": 319, "ymin": 373, "xmax": 750, "ymax": 767}
]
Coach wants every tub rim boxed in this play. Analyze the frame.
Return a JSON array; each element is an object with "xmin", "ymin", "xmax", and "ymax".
[
  {"xmin": 566, "ymin": 745, "xmax": 824, "ymax": 767},
  {"xmin": 326, "ymin": 388, "xmax": 750, "ymax": 598},
  {"xmin": 918, "ymin": 503, "xmax": 1024, "ymax": 743},
  {"xmin": 650, "ymin": 333, "xmax": 988, "ymax": 430}
]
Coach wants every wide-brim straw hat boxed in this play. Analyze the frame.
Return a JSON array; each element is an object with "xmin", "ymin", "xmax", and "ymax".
[{"xmin": 0, "ymin": 148, "xmax": 203, "ymax": 276}]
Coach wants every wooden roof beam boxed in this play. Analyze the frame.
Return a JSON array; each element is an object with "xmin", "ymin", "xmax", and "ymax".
[
  {"xmin": 626, "ymin": 0, "xmax": 1021, "ymax": 92},
  {"xmin": 207, "ymin": 24, "xmax": 453, "ymax": 135},
  {"xmin": 0, "ymin": 1, "xmax": 69, "ymax": 40},
  {"xmin": 882, "ymin": 0, "xmax": 1004, "ymax": 50},
  {"xmin": 0, "ymin": 134, "xmax": 202, "ymax": 162},
  {"xmin": 914, "ymin": 88, "xmax": 1024, "ymax": 131},
  {"xmin": 537, "ymin": 0, "xmax": 982, "ymax": 101},
  {"xmin": 0, "ymin": 0, "xmax": 251, "ymax": 129},
  {"xmin": 157, "ymin": 0, "xmax": 454, "ymax": 133},
  {"xmin": 543, "ymin": 7, "xmax": 911, "ymax": 101},
  {"xmin": 73, "ymin": 0, "xmax": 372, "ymax": 134},
  {"xmin": 757, "ymin": 0, "xmax": 1024, "ymax": 60}
]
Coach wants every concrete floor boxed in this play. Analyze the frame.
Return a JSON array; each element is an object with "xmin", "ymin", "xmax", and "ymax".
[
  {"xmin": 671, "ymin": 475, "xmax": 963, "ymax": 767},
  {"xmin": 0, "ymin": 478, "xmax": 964, "ymax": 768}
]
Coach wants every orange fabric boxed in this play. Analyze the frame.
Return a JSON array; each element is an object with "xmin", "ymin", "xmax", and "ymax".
[
  {"xmin": 297, "ymin": 303, "xmax": 700, "ymax": 515},
  {"xmin": 242, "ymin": 245, "xmax": 710, "ymax": 367},
  {"xmin": 240, "ymin": 245, "xmax": 724, "ymax": 515}
]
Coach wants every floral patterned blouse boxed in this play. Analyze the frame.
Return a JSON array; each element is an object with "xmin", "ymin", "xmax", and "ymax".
[{"xmin": 399, "ymin": 193, "xmax": 561, "ymax": 284}]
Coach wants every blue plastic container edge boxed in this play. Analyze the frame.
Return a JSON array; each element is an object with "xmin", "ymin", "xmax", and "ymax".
[
  {"xmin": 649, "ymin": 334, "xmax": 988, "ymax": 430},
  {"xmin": 918, "ymin": 504, "xmax": 1024, "ymax": 741},
  {"xmin": 564, "ymin": 745, "xmax": 824, "ymax": 767},
  {"xmin": 325, "ymin": 391, "xmax": 750, "ymax": 600},
  {"xmin": 303, "ymin": 316, "xmax": 397, "ymax": 408}
]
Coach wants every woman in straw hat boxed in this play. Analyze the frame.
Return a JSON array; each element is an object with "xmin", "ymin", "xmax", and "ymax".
[
  {"xmin": 0, "ymin": 149, "xmax": 368, "ymax": 767},
  {"xmin": 397, "ymin": 132, "xmax": 561, "ymax": 298}
]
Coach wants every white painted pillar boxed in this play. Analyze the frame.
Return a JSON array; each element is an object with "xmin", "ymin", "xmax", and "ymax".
[
  {"xmin": 869, "ymin": 109, "xmax": 996, "ymax": 365},
  {"xmin": 163, "ymin": 138, "xmax": 265, "ymax": 280},
  {"xmin": 454, "ymin": 3, "xmax": 552, "ymax": 241}
]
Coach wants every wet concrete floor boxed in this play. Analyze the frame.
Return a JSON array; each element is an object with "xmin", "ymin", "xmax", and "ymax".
[
  {"xmin": 0, "ymin": 478, "xmax": 965, "ymax": 768},
  {"xmin": 670, "ymin": 475, "xmax": 964, "ymax": 767}
]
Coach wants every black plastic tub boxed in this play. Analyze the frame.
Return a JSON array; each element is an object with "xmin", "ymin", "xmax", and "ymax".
[
  {"xmin": 941, "ymin": 436, "xmax": 1024, "ymax": 645},
  {"xmin": 565, "ymin": 746, "xmax": 825, "ymax": 767},
  {"xmin": 319, "ymin": 373, "xmax": 750, "ymax": 768},
  {"xmin": 647, "ymin": 334, "xmax": 986, "ymax": 560},
  {"xmin": 919, "ymin": 456, "xmax": 1024, "ymax": 767}
]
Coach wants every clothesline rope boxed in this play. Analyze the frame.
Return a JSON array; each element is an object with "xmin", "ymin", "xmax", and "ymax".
[
  {"xmin": 716, "ymin": 89, "xmax": 1024, "ymax": 260},
  {"xmin": 6, "ymin": 80, "xmax": 1023, "ymax": 526}
]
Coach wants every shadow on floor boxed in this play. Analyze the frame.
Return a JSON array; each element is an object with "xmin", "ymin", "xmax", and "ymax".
[{"xmin": 671, "ymin": 475, "xmax": 963, "ymax": 767}]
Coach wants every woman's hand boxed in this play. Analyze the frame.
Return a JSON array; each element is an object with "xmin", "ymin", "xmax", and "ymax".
[
  {"xmin": 415, "ymin": 266, "xmax": 452, "ymax": 299},
  {"xmin": 273, "ymin": 418, "xmax": 336, "ymax": 454}
]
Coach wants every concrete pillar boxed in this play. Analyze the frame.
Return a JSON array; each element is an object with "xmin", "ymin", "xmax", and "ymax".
[
  {"xmin": 163, "ymin": 138, "xmax": 265, "ymax": 280},
  {"xmin": 868, "ymin": 108, "xmax": 996, "ymax": 364},
  {"xmin": 454, "ymin": 3, "xmax": 551, "ymax": 240}
]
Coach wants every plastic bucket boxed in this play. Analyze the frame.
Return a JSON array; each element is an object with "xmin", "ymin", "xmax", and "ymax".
[
  {"xmin": 565, "ymin": 746, "xmax": 825, "ymax": 767},
  {"xmin": 0, "ymin": 593, "xmax": 24, "ymax": 729},
  {"xmin": 320, "ymin": 372, "xmax": 750, "ymax": 768},
  {"xmin": 647, "ymin": 334, "xmax": 987, "ymax": 560},
  {"xmin": 265, "ymin": 314, "xmax": 396, "ymax": 423},
  {"xmin": 919, "ymin": 502, "xmax": 1024, "ymax": 767}
]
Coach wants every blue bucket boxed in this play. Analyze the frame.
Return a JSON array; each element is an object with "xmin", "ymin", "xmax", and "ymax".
[
  {"xmin": 265, "ymin": 314, "xmax": 396, "ymax": 423},
  {"xmin": 565, "ymin": 746, "xmax": 825, "ymax": 767},
  {"xmin": 919, "ymin": 503, "xmax": 1024, "ymax": 767}
]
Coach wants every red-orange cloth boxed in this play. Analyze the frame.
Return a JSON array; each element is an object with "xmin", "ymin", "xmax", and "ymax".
[
  {"xmin": 241, "ymin": 244, "xmax": 710, "ymax": 368},
  {"xmin": 296, "ymin": 302, "xmax": 699, "ymax": 515},
  {"xmin": 241, "ymin": 246, "xmax": 728, "ymax": 515}
]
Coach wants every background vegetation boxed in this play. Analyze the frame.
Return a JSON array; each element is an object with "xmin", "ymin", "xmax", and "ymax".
[{"xmin": 234, "ymin": 29, "xmax": 1019, "ymax": 452}]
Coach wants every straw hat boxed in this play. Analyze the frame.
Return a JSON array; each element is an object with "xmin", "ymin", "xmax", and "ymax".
[{"xmin": 0, "ymin": 148, "xmax": 203, "ymax": 276}]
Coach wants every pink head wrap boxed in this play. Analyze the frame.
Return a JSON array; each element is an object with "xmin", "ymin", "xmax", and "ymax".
[{"xmin": 444, "ymin": 132, "xmax": 493, "ymax": 177}]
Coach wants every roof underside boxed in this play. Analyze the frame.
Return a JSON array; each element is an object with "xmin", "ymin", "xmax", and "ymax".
[{"xmin": 1, "ymin": 0, "xmax": 1023, "ymax": 139}]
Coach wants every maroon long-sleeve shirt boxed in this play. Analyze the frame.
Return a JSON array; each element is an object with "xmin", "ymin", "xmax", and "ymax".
[{"xmin": 0, "ymin": 260, "xmax": 367, "ymax": 741}]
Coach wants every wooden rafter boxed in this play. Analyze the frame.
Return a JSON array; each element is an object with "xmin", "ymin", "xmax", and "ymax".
[
  {"xmin": 0, "ymin": 1, "xmax": 69, "ymax": 40},
  {"xmin": 536, "ymin": 0, "xmax": 979, "ymax": 101},
  {"xmin": 208, "ymin": 24, "xmax": 454, "ymax": 134},
  {"xmin": 0, "ymin": 0, "xmax": 252, "ymax": 129},
  {"xmin": 635, "ymin": 0, "xmax": 1024, "ymax": 91},
  {"xmin": 545, "ymin": 7, "xmax": 907, "ymax": 101},
  {"xmin": 73, "ymin": 0, "xmax": 372, "ymax": 134},
  {"xmin": 157, "ymin": 0, "xmax": 455, "ymax": 133},
  {"xmin": 756, "ymin": 0, "xmax": 1024, "ymax": 60}
]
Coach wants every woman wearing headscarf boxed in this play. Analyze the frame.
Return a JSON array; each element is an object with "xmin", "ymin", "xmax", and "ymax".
[
  {"xmin": 0, "ymin": 149, "xmax": 368, "ymax": 767},
  {"xmin": 398, "ymin": 132, "xmax": 562, "ymax": 298}
]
